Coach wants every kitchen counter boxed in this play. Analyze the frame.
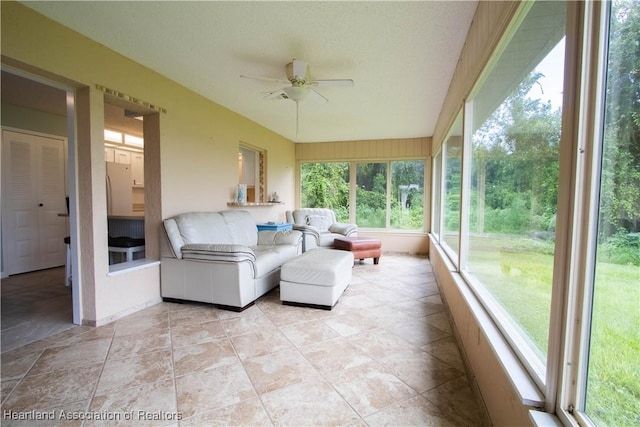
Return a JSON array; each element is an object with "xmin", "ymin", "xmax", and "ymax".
[{"xmin": 108, "ymin": 214, "xmax": 144, "ymax": 220}]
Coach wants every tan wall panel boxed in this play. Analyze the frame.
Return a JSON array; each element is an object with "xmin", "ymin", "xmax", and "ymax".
[
  {"xmin": 432, "ymin": 1, "xmax": 522, "ymax": 153},
  {"xmin": 296, "ymin": 137, "xmax": 430, "ymax": 161}
]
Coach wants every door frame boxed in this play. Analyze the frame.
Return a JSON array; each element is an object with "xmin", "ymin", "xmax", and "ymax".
[{"xmin": 1, "ymin": 65, "xmax": 81, "ymax": 325}]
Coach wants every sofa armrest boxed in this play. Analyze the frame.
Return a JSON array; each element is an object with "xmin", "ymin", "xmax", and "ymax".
[
  {"xmin": 292, "ymin": 224, "xmax": 321, "ymax": 240},
  {"xmin": 258, "ymin": 230, "xmax": 302, "ymax": 246},
  {"xmin": 181, "ymin": 243, "xmax": 256, "ymax": 263},
  {"xmin": 329, "ymin": 222, "xmax": 358, "ymax": 236}
]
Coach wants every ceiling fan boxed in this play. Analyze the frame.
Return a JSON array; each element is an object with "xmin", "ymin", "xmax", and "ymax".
[{"xmin": 241, "ymin": 59, "xmax": 354, "ymax": 137}]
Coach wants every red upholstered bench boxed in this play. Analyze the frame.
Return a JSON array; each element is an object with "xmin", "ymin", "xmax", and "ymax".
[{"xmin": 333, "ymin": 236, "xmax": 382, "ymax": 265}]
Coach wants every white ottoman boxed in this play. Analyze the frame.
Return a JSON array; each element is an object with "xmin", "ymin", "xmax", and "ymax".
[{"xmin": 280, "ymin": 248, "xmax": 354, "ymax": 309}]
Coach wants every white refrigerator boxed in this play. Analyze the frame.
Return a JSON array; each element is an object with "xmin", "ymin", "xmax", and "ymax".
[{"xmin": 106, "ymin": 162, "xmax": 133, "ymax": 216}]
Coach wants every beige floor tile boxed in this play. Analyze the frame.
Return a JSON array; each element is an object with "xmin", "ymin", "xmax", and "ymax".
[
  {"xmin": 423, "ymin": 336, "xmax": 466, "ymax": 371},
  {"xmin": 278, "ymin": 318, "xmax": 342, "ymax": 347},
  {"xmin": 179, "ymin": 397, "xmax": 272, "ymax": 427},
  {"xmin": 88, "ymin": 378, "xmax": 178, "ymax": 427},
  {"xmin": 175, "ymin": 361, "xmax": 256, "ymax": 419},
  {"xmin": 173, "ymin": 339, "xmax": 237, "ymax": 377},
  {"xmin": 219, "ymin": 311, "xmax": 279, "ymax": 337},
  {"xmin": 107, "ymin": 330, "xmax": 171, "ymax": 361},
  {"xmin": 1, "ymin": 256, "xmax": 488, "ymax": 427},
  {"xmin": 170, "ymin": 319, "xmax": 226, "ymax": 348},
  {"xmin": 229, "ymin": 329, "xmax": 294, "ymax": 360},
  {"xmin": 95, "ymin": 349, "xmax": 173, "ymax": 395},
  {"xmin": 242, "ymin": 349, "xmax": 321, "ymax": 394},
  {"xmin": 364, "ymin": 394, "xmax": 455, "ymax": 426},
  {"xmin": 376, "ymin": 346, "xmax": 465, "ymax": 393},
  {"xmin": 2, "ymin": 364, "xmax": 102, "ymax": 412},
  {"xmin": 28, "ymin": 338, "xmax": 111, "ymax": 376},
  {"xmin": 347, "ymin": 327, "xmax": 421, "ymax": 360},
  {"xmin": 423, "ymin": 311, "xmax": 454, "ymax": 334},
  {"xmin": 1, "ymin": 399, "xmax": 90, "ymax": 427},
  {"xmin": 114, "ymin": 313, "xmax": 170, "ymax": 337},
  {"xmin": 325, "ymin": 360, "xmax": 416, "ymax": 417},
  {"xmin": 260, "ymin": 379, "xmax": 362, "ymax": 426},
  {"xmin": 423, "ymin": 376, "xmax": 485, "ymax": 426},
  {"xmin": 1, "ymin": 341, "xmax": 50, "ymax": 381},
  {"xmin": 299, "ymin": 337, "xmax": 373, "ymax": 375},
  {"xmin": 323, "ymin": 312, "xmax": 376, "ymax": 337},
  {"xmin": 168, "ymin": 304, "xmax": 235, "ymax": 327},
  {"xmin": 382, "ymin": 316, "xmax": 451, "ymax": 347}
]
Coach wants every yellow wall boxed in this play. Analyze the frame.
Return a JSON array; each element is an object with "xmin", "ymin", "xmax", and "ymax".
[{"xmin": 1, "ymin": 1, "xmax": 295, "ymax": 324}]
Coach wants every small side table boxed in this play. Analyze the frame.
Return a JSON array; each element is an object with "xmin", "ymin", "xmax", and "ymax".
[{"xmin": 256, "ymin": 223, "xmax": 293, "ymax": 231}]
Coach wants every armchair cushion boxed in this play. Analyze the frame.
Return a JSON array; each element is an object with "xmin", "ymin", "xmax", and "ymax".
[
  {"xmin": 306, "ymin": 215, "xmax": 332, "ymax": 231},
  {"xmin": 286, "ymin": 208, "xmax": 358, "ymax": 251}
]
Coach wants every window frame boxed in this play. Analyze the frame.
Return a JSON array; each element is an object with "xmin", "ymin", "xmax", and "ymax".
[{"xmin": 299, "ymin": 158, "xmax": 428, "ymax": 232}]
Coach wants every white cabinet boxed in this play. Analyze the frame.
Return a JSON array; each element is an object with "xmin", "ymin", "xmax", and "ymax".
[
  {"xmin": 115, "ymin": 149, "xmax": 131, "ymax": 164},
  {"xmin": 105, "ymin": 146, "xmax": 132, "ymax": 164},
  {"xmin": 105, "ymin": 146, "xmax": 115, "ymax": 162},
  {"xmin": 131, "ymin": 152, "xmax": 144, "ymax": 187}
]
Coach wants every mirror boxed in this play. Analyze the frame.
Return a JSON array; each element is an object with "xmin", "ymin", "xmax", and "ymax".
[{"xmin": 239, "ymin": 143, "xmax": 265, "ymax": 203}]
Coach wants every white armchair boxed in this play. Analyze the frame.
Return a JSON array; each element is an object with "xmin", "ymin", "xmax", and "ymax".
[{"xmin": 286, "ymin": 208, "xmax": 357, "ymax": 252}]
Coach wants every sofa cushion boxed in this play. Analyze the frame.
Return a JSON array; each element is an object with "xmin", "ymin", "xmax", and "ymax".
[
  {"xmin": 306, "ymin": 215, "xmax": 332, "ymax": 231},
  {"xmin": 291, "ymin": 208, "xmax": 337, "ymax": 225},
  {"xmin": 175, "ymin": 212, "xmax": 232, "ymax": 244},
  {"xmin": 221, "ymin": 210, "xmax": 258, "ymax": 246}
]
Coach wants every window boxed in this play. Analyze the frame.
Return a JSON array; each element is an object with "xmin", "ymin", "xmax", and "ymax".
[
  {"xmin": 578, "ymin": 1, "xmax": 640, "ymax": 424},
  {"xmin": 442, "ymin": 113, "xmax": 463, "ymax": 258},
  {"xmin": 356, "ymin": 163, "xmax": 387, "ymax": 228},
  {"xmin": 300, "ymin": 162, "xmax": 350, "ymax": 222},
  {"xmin": 300, "ymin": 160, "xmax": 426, "ymax": 230},
  {"xmin": 390, "ymin": 160, "xmax": 424, "ymax": 230},
  {"xmin": 431, "ymin": 150, "xmax": 443, "ymax": 239},
  {"xmin": 463, "ymin": 1, "xmax": 566, "ymax": 381}
]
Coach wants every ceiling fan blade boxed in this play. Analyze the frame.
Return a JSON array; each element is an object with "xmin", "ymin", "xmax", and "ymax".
[
  {"xmin": 240, "ymin": 74, "xmax": 290, "ymax": 85},
  {"xmin": 292, "ymin": 59, "xmax": 308, "ymax": 81},
  {"xmin": 308, "ymin": 89, "xmax": 328, "ymax": 104},
  {"xmin": 310, "ymin": 79, "xmax": 354, "ymax": 88}
]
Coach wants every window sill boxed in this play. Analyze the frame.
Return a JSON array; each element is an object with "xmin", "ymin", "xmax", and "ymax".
[
  {"xmin": 430, "ymin": 238, "xmax": 545, "ymax": 408},
  {"xmin": 227, "ymin": 202, "xmax": 283, "ymax": 207},
  {"xmin": 108, "ymin": 259, "xmax": 160, "ymax": 276}
]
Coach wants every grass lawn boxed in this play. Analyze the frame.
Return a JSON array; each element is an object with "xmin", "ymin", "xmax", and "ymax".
[{"xmin": 462, "ymin": 234, "xmax": 639, "ymax": 426}]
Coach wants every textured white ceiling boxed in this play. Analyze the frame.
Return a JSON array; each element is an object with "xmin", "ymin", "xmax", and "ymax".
[{"xmin": 21, "ymin": 1, "xmax": 478, "ymax": 143}]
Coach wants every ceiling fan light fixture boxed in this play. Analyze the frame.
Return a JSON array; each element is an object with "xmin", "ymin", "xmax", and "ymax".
[{"xmin": 283, "ymin": 86, "xmax": 309, "ymax": 101}]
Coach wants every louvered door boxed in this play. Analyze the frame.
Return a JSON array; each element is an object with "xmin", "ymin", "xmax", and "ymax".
[{"xmin": 2, "ymin": 130, "xmax": 67, "ymax": 274}]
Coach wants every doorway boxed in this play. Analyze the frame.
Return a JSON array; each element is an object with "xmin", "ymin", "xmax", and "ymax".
[{"xmin": 1, "ymin": 69, "xmax": 80, "ymax": 339}]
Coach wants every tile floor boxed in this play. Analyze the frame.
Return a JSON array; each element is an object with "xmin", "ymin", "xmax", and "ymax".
[{"xmin": 1, "ymin": 255, "xmax": 488, "ymax": 426}]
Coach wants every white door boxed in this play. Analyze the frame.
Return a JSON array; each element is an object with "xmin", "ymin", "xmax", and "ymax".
[{"xmin": 2, "ymin": 130, "xmax": 67, "ymax": 275}]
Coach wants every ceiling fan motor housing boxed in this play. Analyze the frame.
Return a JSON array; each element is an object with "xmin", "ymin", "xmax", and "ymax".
[{"xmin": 286, "ymin": 60, "xmax": 307, "ymax": 84}]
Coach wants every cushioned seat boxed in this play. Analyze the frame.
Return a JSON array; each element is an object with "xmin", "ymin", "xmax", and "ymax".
[
  {"xmin": 280, "ymin": 248, "xmax": 353, "ymax": 309},
  {"xmin": 108, "ymin": 236, "xmax": 145, "ymax": 263},
  {"xmin": 286, "ymin": 209, "xmax": 358, "ymax": 252}
]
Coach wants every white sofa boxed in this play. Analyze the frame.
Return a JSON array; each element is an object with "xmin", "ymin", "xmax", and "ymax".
[
  {"xmin": 161, "ymin": 210, "xmax": 302, "ymax": 311},
  {"xmin": 286, "ymin": 208, "xmax": 358, "ymax": 252}
]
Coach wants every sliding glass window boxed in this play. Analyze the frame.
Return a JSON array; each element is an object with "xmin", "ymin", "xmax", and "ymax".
[
  {"xmin": 300, "ymin": 162, "xmax": 350, "ymax": 222},
  {"xmin": 462, "ymin": 1, "xmax": 567, "ymax": 380},
  {"xmin": 301, "ymin": 160, "xmax": 425, "ymax": 231},
  {"xmin": 578, "ymin": 1, "xmax": 640, "ymax": 425},
  {"xmin": 442, "ymin": 113, "xmax": 463, "ymax": 261}
]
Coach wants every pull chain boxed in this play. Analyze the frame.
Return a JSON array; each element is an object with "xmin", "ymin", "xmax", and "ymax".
[{"xmin": 296, "ymin": 101, "xmax": 300, "ymax": 139}]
